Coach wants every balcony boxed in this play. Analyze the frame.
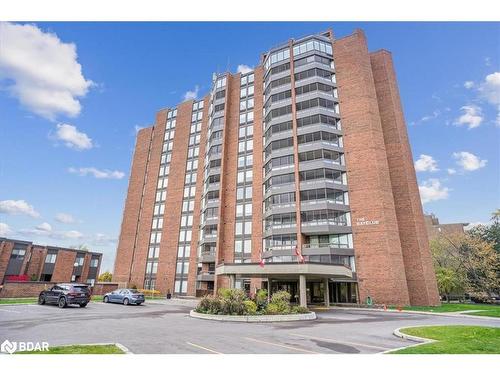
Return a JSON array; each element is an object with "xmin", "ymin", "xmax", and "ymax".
[
  {"xmin": 199, "ymin": 251, "xmax": 216, "ymax": 263},
  {"xmin": 302, "ymin": 243, "xmax": 354, "ymax": 257},
  {"xmin": 197, "ymin": 272, "xmax": 215, "ymax": 282}
]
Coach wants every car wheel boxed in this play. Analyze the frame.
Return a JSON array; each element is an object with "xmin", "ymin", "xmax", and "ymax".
[
  {"xmin": 103, "ymin": 296, "xmax": 109, "ymax": 303},
  {"xmin": 79, "ymin": 303, "xmax": 88, "ymax": 308},
  {"xmin": 58, "ymin": 297, "xmax": 67, "ymax": 308},
  {"xmin": 123, "ymin": 298, "xmax": 129, "ymax": 306},
  {"xmin": 38, "ymin": 295, "xmax": 45, "ymax": 305}
]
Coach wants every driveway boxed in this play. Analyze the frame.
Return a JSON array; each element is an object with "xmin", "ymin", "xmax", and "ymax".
[{"xmin": 1, "ymin": 300, "xmax": 499, "ymax": 354}]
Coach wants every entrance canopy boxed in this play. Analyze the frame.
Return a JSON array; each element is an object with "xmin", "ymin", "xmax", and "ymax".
[{"xmin": 215, "ymin": 262, "xmax": 353, "ymax": 280}]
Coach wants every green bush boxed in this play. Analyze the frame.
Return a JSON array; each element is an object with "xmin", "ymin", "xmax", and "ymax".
[
  {"xmin": 254, "ymin": 289, "xmax": 268, "ymax": 311},
  {"xmin": 196, "ymin": 295, "xmax": 222, "ymax": 314},
  {"xmin": 269, "ymin": 290, "xmax": 291, "ymax": 314},
  {"xmin": 291, "ymin": 305, "xmax": 309, "ymax": 314},
  {"xmin": 219, "ymin": 288, "xmax": 246, "ymax": 315},
  {"xmin": 243, "ymin": 300, "xmax": 257, "ymax": 315},
  {"xmin": 217, "ymin": 288, "xmax": 232, "ymax": 299},
  {"xmin": 265, "ymin": 302, "xmax": 281, "ymax": 315}
]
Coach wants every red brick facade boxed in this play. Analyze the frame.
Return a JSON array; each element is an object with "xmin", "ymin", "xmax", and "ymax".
[
  {"xmin": 113, "ymin": 28, "xmax": 439, "ymax": 306},
  {"xmin": 0, "ymin": 238, "xmax": 102, "ymax": 285}
]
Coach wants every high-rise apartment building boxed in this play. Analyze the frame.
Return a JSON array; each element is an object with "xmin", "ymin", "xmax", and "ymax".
[{"xmin": 113, "ymin": 28, "xmax": 440, "ymax": 307}]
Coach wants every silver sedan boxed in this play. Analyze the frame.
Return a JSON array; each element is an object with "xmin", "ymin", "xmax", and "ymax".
[{"xmin": 103, "ymin": 289, "xmax": 145, "ymax": 305}]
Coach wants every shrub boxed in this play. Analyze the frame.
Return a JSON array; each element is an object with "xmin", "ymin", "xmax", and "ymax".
[
  {"xmin": 254, "ymin": 289, "xmax": 268, "ymax": 311},
  {"xmin": 265, "ymin": 302, "xmax": 281, "ymax": 315},
  {"xmin": 219, "ymin": 288, "xmax": 247, "ymax": 315},
  {"xmin": 196, "ymin": 295, "xmax": 222, "ymax": 314},
  {"xmin": 243, "ymin": 300, "xmax": 257, "ymax": 315},
  {"xmin": 217, "ymin": 288, "xmax": 232, "ymax": 299},
  {"xmin": 269, "ymin": 290, "xmax": 291, "ymax": 314},
  {"xmin": 291, "ymin": 305, "xmax": 309, "ymax": 314}
]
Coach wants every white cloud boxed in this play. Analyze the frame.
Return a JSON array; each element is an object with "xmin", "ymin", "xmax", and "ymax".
[
  {"xmin": 237, "ymin": 64, "xmax": 253, "ymax": 74},
  {"xmin": 55, "ymin": 213, "xmax": 76, "ymax": 224},
  {"xmin": 183, "ymin": 85, "xmax": 199, "ymax": 101},
  {"xmin": 454, "ymin": 105, "xmax": 483, "ymax": 129},
  {"xmin": 0, "ymin": 22, "xmax": 93, "ymax": 120},
  {"xmin": 89, "ymin": 233, "xmax": 118, "ymax": 246},
  {"xmin": 478, "ymin": 71, "xmax": 500, "ymax": 106},
  {"xmin": 453, "ymin": 151, "xmax": 487, "ymax": 171},
  {"xmin": 414, "ymin": 154, "xmax": 439, "ymax": 172},
  {"xmin": 19, "ymin": 224, "xmax": 83, "ymax": 239},
  {"xmin": 0, "ymin": 222, "xmax": 12, "ymax": 236},
  {"xmin": 55, "ymin": 123, "xmax": 93, "ymax": 150},
  {"xmin": 447, "ymin": 168, "xmax": 457, "ymax": 175},
  {"xmin": 418, "ymin": 179, "xmax": 450, "ymax": 204},
  {"xmin": 35, "ymin": 222, "xmax": 52, "ymax": 232},
  {"xmin": 464, "ymin": 81, "xmax": 475, "ymax": 89},
  {"xmin": 0, "ymin": 199, "xmax": 40, "ymax": 218},
  {"xmin": 68, "ymin": 167, "xmax": 125, "ymax": 179}
]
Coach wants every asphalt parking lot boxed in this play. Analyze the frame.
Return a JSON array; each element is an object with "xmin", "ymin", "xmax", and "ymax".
[{"xmin": 1, "ymin": 300, "xmax": 499, "ymax": 354}]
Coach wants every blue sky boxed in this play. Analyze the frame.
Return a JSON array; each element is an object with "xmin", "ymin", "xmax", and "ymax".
[{"xmin": 1, "ymin": 22, "xmax": 499, "ymax": 272}]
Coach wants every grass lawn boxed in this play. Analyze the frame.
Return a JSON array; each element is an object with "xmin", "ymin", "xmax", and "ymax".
[
  {"xmin": 17, "ymin": 344, "xmax": 125, "ymax": 354},
  {"xmin": 390, "ymin": 325, "xmax": 500, "ymax": 354},
  {"xmin": 0, "ymin": 297, "xmax": 38, "ymax": 305},
  {"xmin": 393, "ymin": 303, "xmax": 500, "ymax": 318}
]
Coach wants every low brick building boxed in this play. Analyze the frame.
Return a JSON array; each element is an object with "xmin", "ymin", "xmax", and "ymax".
[
  {"xmin": 424, "ymin": 214, "xmax": 468, "ymax": 241},
  {"xmin": 0, "ymin": 237, "xmax": 102, "ymax": 285}
]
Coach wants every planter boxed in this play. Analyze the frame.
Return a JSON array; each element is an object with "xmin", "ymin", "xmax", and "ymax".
[{"xmin": 189, "ymin": 309, "xmax": 316, "ymax": 322}]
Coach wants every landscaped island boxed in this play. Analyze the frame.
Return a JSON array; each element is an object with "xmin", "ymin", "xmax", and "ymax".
[{"xmin": 194, "ymin": 288, "xmax": 310, "ymax": 316}]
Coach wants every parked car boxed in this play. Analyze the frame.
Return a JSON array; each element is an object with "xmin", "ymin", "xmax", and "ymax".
[
  {"xmin": 103, "ymin": 289, "xmax": 145, "ymax": 305},
  {"xmin": 38, "ymin": 283, "xmax": 91, "ymax": 308}
]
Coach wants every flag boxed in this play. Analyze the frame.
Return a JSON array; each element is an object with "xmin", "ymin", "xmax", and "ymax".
[
  {"xmin": 294, "ymin": 245, "xmax": 304, "ymax": 263},
  {"xmin": 259, "ymin": 257, "xmax": 265, "ymax": 268}
]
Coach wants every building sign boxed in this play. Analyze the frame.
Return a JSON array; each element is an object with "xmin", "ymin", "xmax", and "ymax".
[{"xmin": 355, "ymin": 217, "xmax": 380, "ymax": 226}]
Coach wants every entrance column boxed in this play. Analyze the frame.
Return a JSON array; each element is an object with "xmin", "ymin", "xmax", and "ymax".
[
  {"xmin": 299, "ymin": 275, "xmax": 307, "ymax": 307},
  {"xmin": 323, "ymin": 278, "xmax": 330, "ymax": 307},
  {"xmin": 267, "ymin": 279, "xmax": 272, "ymax": 303},
  {"xmin": 229, "ymin": 274, "xmax": 235, "ymax": 289}
]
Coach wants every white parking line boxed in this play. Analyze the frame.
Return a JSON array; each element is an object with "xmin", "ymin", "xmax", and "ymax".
[
  {"xmin": 244, "ymin": 337, "xmax": 319, "ymax": 354},
  {"xmin": 0, "ymin": 308, "xmax": 22, "ymax": 313},
  {"xmin": 289, "ymin": 333, "xmax": 391, "ymax": 351},
  {"xmin": 186, "ymin": 341, "xmax": 223, "ymax": 354}
]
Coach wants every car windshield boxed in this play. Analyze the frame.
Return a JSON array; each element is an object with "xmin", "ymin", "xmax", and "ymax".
[{"xmin": 128, "ymin": 289, "xmax": 140, "ymax": 293}]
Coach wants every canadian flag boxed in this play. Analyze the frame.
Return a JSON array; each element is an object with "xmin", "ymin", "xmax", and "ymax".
[
  {"xmin": 259, "ymin": 257, "xmax": 265, "ymax": 268},
  {"xmin": 294, "ymin": 245, "xmax": 305, "ymax": 263}
]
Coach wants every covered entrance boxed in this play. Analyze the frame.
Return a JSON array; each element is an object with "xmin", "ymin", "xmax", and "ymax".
[{"xmin": 216, "ymin": 262, "xmax": 354, "ymax": 307}]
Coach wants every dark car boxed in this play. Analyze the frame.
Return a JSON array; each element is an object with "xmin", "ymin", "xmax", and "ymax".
[
  {"xmin": 103, "ymin": 289, "xmax": 145, "ymax": 305},
  {"xmin": 38, "ymin": 283, "xmax": 91, "ymax": 308}
]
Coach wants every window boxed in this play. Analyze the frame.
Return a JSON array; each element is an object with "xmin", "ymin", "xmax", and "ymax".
[
  {"xmin": 264, "ymin": 104, "xmax": 292, "ymax": 123},
  {"xmin": 265, "ymin": 76, "xmax": 291, "ymax": 95},
  {"xmin": 295, "ymin": 82, "xmax": 334, "ymax": 96},
  {"xmin": 10, "ymin": 248, "xmax": 26, "ymax": 260},
  {"xmin": 292, "ymin": 39, "xmax": 332, "ymax": 57},
  {"xmin": 45, "ymin": 253, "xmax": 57, "ymax": 264},
  {"xmin": 297, "ymin": 114, "xmax": 339, "ymax": 129},
  {"xmin": 265, "ymin": 89, "xmax": 291, "ymax": 109},
  {"xmin": 214, "ymin": 103, "xmax": 225, "ymax": 113},
  {"xmin": 294, "ymin": 54, "xmax": 332, "ymax": 68},
  {"xmin": 264, "ymin": 48, "xmax": 290, "ymax": 70},
  {"xmin": 297, "ymin": 131, "xmax": 340, "ymax": 146},
  {"xmin": 296, "ymin": 97, "xmax": 334, "ymax": 112},
  {"xmin": 264, "ymin": 172, "xmax": 295, "ymax": 191},
  {"xmin": 298, "ymin": 149, "xmax": 343, "ymax": 164},
  {"xmin": 264, "ymin": 120, "xmax": 293, "ymax": 139},
  {"xmin": 265, "ymin": 137, "xmax": 294, "ymax": 156},
  {"xmin": 90, "ymin": 258, "xmax": 99, "ymax": 267},
  {"xmin": 264, "ymin": 191, "xmax": 296, "ymax": 209},
  {"xmin": 264, "ymin": 154, "xmax": 294, "ymax": 173},
  {"xmin": 215, "ymin": 90, "xmax": 226, "ymax": 100},
  {"xmin": 294, "ymin": 67, "xmax": 331, "ymax": 82}
]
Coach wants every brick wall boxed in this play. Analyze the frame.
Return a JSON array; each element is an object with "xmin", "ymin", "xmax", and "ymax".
[
  {"xmin": 0, "ymin": 241, "xmax": 14, "ymax": 283},
  {"xmin": 370, "ymin": 50, "xmax": 440, "ymax": 306},
  {"xmin": 0, "ymin": 281, "xmax": 119, "ymax": 298},
  {"xmin": 113, "ymin": 127, "xmax": 154, "ymax": 285},
  {"xmin": 333, "ymin": 29, "xmax": 411, "ymax": 305}
]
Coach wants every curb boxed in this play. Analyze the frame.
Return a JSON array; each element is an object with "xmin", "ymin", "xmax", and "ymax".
[
  {"xmin": 189, "ymin": 309, "xmax": 316, "ymax": 323},
  {"xmin": 381, "ymin": 326, "xmax": 436, "ymax": 354},
  {"xmin": 329, "ymin": 306, "xmax": 500, "ymax": 320}
]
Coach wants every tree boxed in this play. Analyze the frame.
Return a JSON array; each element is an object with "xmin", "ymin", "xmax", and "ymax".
[
  {"xmin": 468, "ymin": 221, "xmax": 500, "ymax": 253},
  {"xmin": 435, "ymin": 267, "xmax": 461, "ymax": 302},
  {"xmin": 98, "ymin": 272, "xmax": 112, "ymax": 282}
]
